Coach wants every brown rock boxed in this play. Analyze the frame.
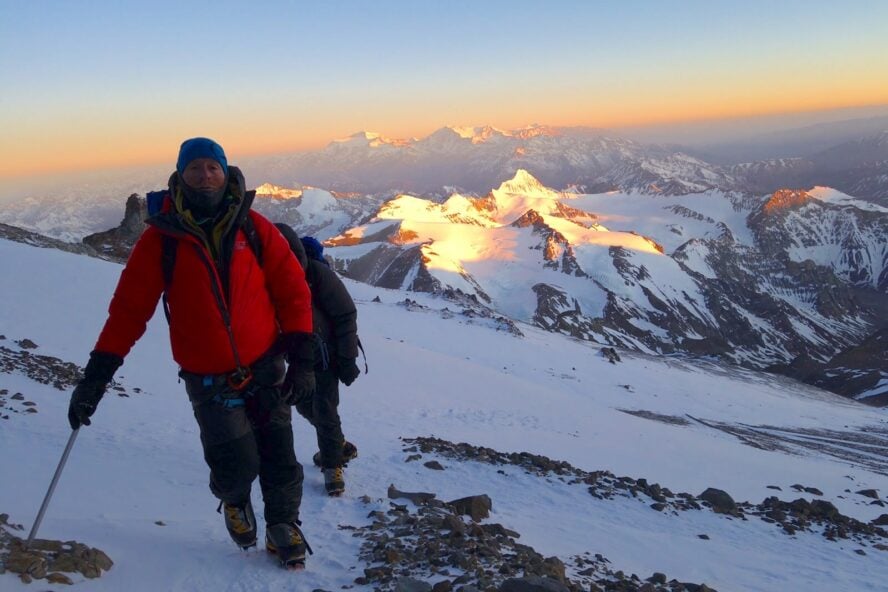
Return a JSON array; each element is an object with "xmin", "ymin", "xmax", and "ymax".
[
  {"xmin": 540, "ymin": 557, "xmax": 566, "ymax": 583},
  {"xmin": 5, "ymin": 549, "xmax": 48, "ymax": 578},
  {"xmin": 90, "ymin": 547, "xmax": 114, "ymax": 571},
  {"xmin": 443, "ymin": 514, "xmax": 466, "ymax": 535},
  {"xmin": 49, "ymin": 553, "xmax": 80, "ymax": 572},
  {"xmin": 448, "ymin": 495, "xmax": 492, "ymax": 522},
  {"xmin": 699, "ymin": 488, "xmax": 736, "ymax": 513},
  {"xmin": 47, "ymin": 571, "xmax": 74, "ymax": 585}
]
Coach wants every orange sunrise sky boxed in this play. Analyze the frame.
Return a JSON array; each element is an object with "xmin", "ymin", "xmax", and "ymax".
[{"xmin": 2, "ymin": 0, "xmax": 887, "ymax": 182}]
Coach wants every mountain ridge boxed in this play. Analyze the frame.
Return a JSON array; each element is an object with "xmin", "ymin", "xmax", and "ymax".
[{"xmin": 10, "ymin": 167, "xmax": 883, "ymax": 405}]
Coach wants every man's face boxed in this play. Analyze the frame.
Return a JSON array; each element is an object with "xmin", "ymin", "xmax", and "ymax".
[{"xmin": 181, "ymin": 158, "xmax": 226, "ymax": 192}]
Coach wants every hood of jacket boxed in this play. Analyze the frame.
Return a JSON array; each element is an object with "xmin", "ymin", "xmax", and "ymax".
[{"xmin": 149, "ymin": 165, "xmax": 256, "ymax": 240}]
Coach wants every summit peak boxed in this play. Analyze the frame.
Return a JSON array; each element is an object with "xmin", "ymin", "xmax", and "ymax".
[{"xmin": 496, "ymin": 169, "xmax": 545, "ymax": 193}]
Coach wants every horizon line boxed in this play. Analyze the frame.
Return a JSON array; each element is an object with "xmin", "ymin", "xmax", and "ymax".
[{"xmin": 3, "ymin": 103, "xmax": 888, "ymax": 183}]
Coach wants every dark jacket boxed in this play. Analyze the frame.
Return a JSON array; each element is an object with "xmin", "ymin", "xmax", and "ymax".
[
  {"xmin": 275, "ymin": 224, "xmax": 359, "ymax": 373},
  {"xmin": 94, "ymin": 168, "xmax": 312, "ymax": 374}
]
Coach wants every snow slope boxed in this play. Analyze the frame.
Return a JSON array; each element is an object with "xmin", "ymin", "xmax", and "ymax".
[{"xmin": 0, "ymin": 238, "xmax": 886, "ymax": 591}]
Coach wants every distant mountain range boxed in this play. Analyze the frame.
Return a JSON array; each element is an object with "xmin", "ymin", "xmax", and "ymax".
[
  {"xmin": 234, "ymin": 123, "xmax": 888, "ymax": 204},
  {"xmin": 3, "ymin": 119, "xmax": 887, "ymax": 241},
  {"xmin": 688, "ymin": 115, "xmax": 888, "ymax": 164}
]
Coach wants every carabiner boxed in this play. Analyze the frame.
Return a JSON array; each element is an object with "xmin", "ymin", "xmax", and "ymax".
[{"xmin": 227, "ymin": 367, "xmax": 253, "ymax": 391}]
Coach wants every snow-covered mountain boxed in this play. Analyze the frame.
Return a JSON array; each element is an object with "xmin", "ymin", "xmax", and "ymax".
[
  {"xmin": 324, "ymin": 172, "xmax": 887, "ymax": 404},
  {"xmin": 17, "ymin": 165, "xmax": 884, "ymax": 405},
  {"xmin": 1, "ymin": 237, "xmax": 887, "ymax": 591},
  {"xmin": 251, "ymin": 183, "xmax": 386, "ymax": 241}
]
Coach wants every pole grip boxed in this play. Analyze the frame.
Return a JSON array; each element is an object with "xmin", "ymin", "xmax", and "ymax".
[{"xmin": 26, "ymin": 428, "xmax": 80, "ymax": 547}]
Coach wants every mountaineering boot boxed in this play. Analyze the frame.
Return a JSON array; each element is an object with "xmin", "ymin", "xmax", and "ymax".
[
  {"xmin": 342, "ymin": 440, "xmax": 358, "ymax": 463},
  {"xmin": 323, "ymin": 466, "xmax": 345, "ymax": 496},
  {"xmin": 220, "ymin": 500, "xmax": 257, "ymax": 549},
  {"xmin": 266, "ymin": 521, "xmax": 313, "ymax": 569},
  {"xmin": 312, "ymin": 440, "xmax": 358, "ymax": 467}
]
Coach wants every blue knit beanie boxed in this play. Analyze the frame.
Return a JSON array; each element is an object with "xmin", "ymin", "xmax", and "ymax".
[{"xmin": 176, "ymin": 137, "xmax": 228, "ymax": 175}]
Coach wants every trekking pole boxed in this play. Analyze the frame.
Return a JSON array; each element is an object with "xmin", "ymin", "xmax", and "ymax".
[{"xmin": 25, "ymin": 428, "xmax": 80, "ymax": 548}]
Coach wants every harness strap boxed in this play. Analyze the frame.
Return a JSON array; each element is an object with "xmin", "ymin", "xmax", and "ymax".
[{"xmin": 211, "ymin": 393, "xmax": 246, "ymax": 408}]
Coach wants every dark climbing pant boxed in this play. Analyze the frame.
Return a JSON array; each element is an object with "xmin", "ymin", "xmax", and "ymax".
[
  {"xmin": 182, "ymin": 353, "xmax": 303, "ymax": 526},
  {"xmin": 293, "ymin": 369, "xmax": 345, "ymax": 468}
]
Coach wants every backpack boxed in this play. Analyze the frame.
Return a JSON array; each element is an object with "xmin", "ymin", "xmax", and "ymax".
[
  {"xmin": 302, "ymin": 237, "xmax": 369, "ymax": 375},
  {"xmin": 147, "ymin": 190, "xmax": 263, "ymax": 323},
  {"xmin": 300, "ymin": 236, "xmax": 329, "ymax": 267},
  {"xmin": 146, "ymin": 190, "xmax": 167, "ymax": 218}
]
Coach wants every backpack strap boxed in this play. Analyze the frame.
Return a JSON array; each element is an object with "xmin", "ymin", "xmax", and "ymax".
[
  {"xmin": 242, "ymin": 214, "xmax": 263, "ymax": 267},
  {"xmin": 160, "ymin": 234, "xmax": 178, "ymax": 323}
]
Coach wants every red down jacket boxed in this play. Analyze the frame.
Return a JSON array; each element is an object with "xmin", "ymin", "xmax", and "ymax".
[{"xmin": 94, "ymin": 179, "xmax": 312, "ymax": 375}]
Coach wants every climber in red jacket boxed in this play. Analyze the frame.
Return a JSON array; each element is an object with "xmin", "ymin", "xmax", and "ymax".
[{"xmin": 67, "ymin": 137, "xmax": 315, "ymax": 568}]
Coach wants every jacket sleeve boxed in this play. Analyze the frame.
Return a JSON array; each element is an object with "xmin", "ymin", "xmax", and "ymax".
[
  {"xmin": 311, "ymin": 261, "xmax": 359, "ymax": 359},
  {"xmin": 251, "ymin": 212, "xmax": 313, "ymax": 334},
  {"xmin": 93, "ymin": 228, "xmax": 166, "ymax": 358}
]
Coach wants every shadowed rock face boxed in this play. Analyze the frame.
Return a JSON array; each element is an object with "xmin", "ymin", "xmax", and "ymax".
[
  {"xmin": 0, "ymin": 223, "xmax": 96, "ymax": 257},
  {"xmin": 82, "ymin": 193, "xmax": 146, "ymax": 261},
  {"xmin": 771, "ymin": 328, "xmax": 888, "ymax": 406},
  {"xmin": 749, "ymin": 190, "xmax": 887, "ymax": 293}
]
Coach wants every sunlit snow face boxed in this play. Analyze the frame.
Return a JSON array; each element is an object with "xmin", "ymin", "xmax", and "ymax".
[{"xmin": 181, "ymin": 158, "xmax": 226, "ymax": 193}]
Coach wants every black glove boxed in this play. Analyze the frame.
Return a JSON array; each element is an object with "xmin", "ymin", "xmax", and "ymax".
[
  {"xmin": 281, "ymin": 332, "xmax": 315, "ymax": 405},
  {"xmin": 68, "ymin": 351, "xmax": 123, "ymax": 430},
  {"xmin": 283, "ymin": 365, "xmax": 315, "ymax": 405},
  {"xmin": 337, "ymin": 357, "xmax": 360, "ymax": 386}
]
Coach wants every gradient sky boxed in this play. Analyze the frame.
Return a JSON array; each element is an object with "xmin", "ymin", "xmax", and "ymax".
[{"xmin": 2, "ymin": 0, "xmax": 887, "ymax": 179}]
